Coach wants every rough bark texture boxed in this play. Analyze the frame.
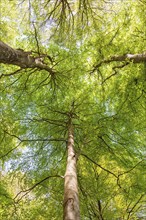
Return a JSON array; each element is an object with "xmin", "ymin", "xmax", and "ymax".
[
  {"xmin": 0, "ymin": 41, "xmax": 54, "ymax": 74},
  {"xmin": 93, "ymin": 52, "xmax": 146, "ymax": 72},
  {"xmin": 108, "ymin": 53, "xmax": 146, "ymax": 63},
  {"xmin": 63, "ymin": 122, "xmax": 80, "ymax": 220}
]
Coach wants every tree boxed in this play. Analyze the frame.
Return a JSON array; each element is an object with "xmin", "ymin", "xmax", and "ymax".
[{"xmin": 0, "ymin": 0, "xmax": 146, "ymax": 219}]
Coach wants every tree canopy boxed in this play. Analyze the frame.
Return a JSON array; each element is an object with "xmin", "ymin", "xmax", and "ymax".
[{"xmin": 0, "ymin": 0, "xmax": 146, "ymax": 219}]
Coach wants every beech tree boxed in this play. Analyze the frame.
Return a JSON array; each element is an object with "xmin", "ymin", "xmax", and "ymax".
[{"xmin": 0, "ymin": 0, "xmax": 146, "ymax": 219}]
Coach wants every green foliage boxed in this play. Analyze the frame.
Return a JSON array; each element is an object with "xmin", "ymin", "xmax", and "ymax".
[{"xmin": 0, "ymin": 0, "xmax": 146, "ymax": 219}]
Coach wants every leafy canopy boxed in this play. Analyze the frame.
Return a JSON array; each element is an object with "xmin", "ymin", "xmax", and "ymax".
[{"xmin": 0, "ymin": 0, "xmax": 146, "ymax": 219}]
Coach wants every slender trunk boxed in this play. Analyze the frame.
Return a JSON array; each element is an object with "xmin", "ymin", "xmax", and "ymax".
[
  {"xmin": 63, "ymin": 121, "xmax": 80, "ymax": 220},
  {"xmin": 98, "ymin": 200, "xmax": 104, "ymax": 220}
]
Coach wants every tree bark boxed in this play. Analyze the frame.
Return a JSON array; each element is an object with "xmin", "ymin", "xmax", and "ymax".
[
  {"xmin": 0, "ymin": 41, "xmax": 54, "ymax": 74},
  {"xmin": 63, "ymin": 120, "xmax": 80, "ymax": 220},
  {"xmin": 92, "ymin": 52, "xmax": 146, "ymax": 72},
  {"xmin": 107, "ymin": 53, "xmax": 146, "ymax": 63},
  {"xmin": 98, "ymin": 200, "xmax": 104, "ymax": 220}
]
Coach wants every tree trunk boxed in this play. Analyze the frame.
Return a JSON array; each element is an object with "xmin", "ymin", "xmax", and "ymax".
[
  {"xmin": 63, "ymin": 121, "xmax": 80, "ymax": 220},
  {"xmin": 98, "ymin": 200, "xmax": 104, "ymax": 220}
]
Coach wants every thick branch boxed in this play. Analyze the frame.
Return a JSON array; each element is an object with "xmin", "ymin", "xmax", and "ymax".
[
  {"xmin": 108, "ymin": 53, "xmax": 146, "ymax": 63},
  {"xmin": 92, "ymin": 53, "xmax": 146, "ymax": 72},
  {"xmin": 0, "ymin": 41, "xmax": 55, "ymax": 74}
]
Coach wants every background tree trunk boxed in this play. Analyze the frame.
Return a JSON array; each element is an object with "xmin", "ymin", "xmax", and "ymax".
[{"xmin": 63, "ymin": 120, "xmax": 80, "ymax": 220}]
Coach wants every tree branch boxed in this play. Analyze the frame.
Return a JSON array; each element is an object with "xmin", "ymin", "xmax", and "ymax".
[
  {"xmin": 0, "ymin": 130, "xmax": 66, "ymax": 159},
  {"xmin": 14, "ymin": 175, "xmax": 64, "ymax": 203},
  {"xmin": 126, "ymin": 194, "xmax": 145, "ymax": 219},
  {"xmin": 3, "ymin": 130, "xmax": 66, "ymax": 143},
  {"xmin": 0, "ymin": 41, "xmax": 56, "ymax": 75},
  {"xmin": 91, "ymin": 53, "xmax": 146, "ymax": 73},
  {"xmin": 81, "ymin": 153, "xmax": 118, "ymax": 179},
  {"xmin": 0, "ymin": 68, "xmax": 24, "ymax": 79}
]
